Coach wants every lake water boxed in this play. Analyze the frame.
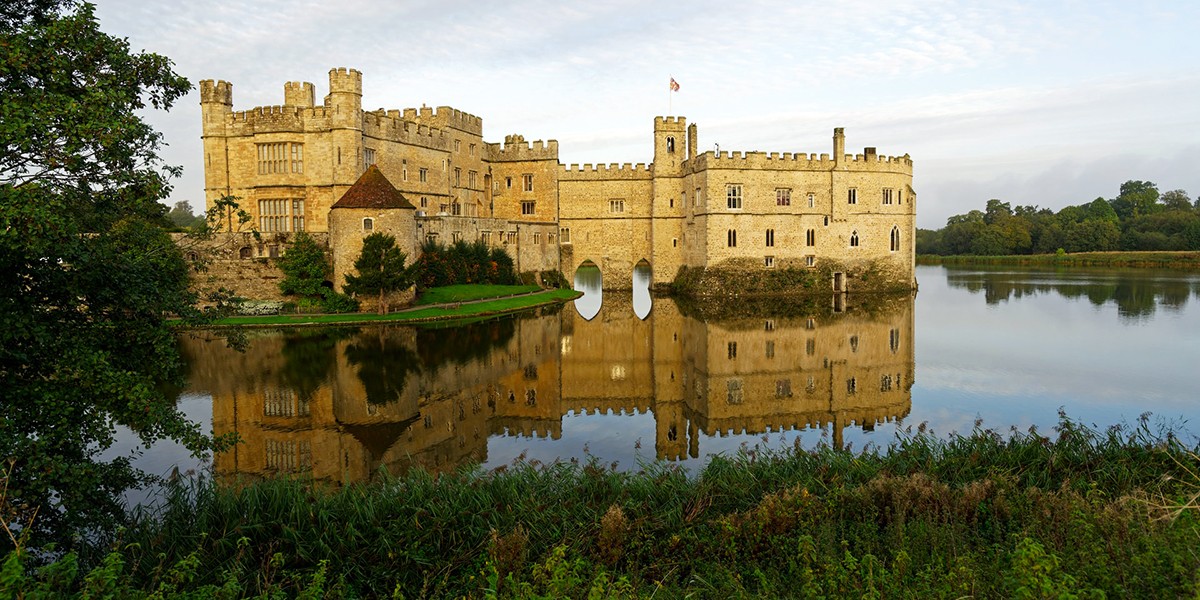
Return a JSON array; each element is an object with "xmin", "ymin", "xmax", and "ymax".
[{"xmin": 151, "ymin": 265, "xmax": 1200, "ymax": 486}]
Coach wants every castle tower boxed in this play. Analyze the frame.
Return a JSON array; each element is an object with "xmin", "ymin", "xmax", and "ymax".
[
  {"xmin": 284, "ymin": 81, "xmax": 315, "ymax": 107},
  {"xmin": 653, "ymin": 116, "xmax": 687, "ymax": 177},
  {"xmin": 327, "ymin": 68, "xmax": 364, "ymax": 188},
  {"xmin": 198, "ymin": 80, "xmax": 234, "ymax": 206}
]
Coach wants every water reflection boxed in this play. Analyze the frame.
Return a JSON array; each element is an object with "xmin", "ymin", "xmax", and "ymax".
[
  {"xmin": 632, "ymin": 261, "xmax": 652, "ymax": 319},
  {"xmin": 182, "ymin": 294, "xmax": 914, "ymax": 483},
  {"xmin": 943, "ymin": 266, "xmax": 1200, "ymax": 322},
  {"xmin": 573, "ymin": 262, "xmax": 602, "ymax": 320}
]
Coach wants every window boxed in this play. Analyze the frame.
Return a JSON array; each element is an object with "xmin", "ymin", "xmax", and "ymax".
[
  {"xmin": 695, "ymin": 187, "xmax": 702, "ymax": 207},
  {"xmin": 728, "ymin": 341, "xmax": 737, "ymax": 359},
  {"xmin": 522, "ymin": 174, "xmax": 533, "ymax": 192},
  {"xmin": 764, "ymin": 255, "xmax": 775, "ymax": 268},
  {"xmin": 847, "ymin": 378, "xmax": 857, "ymax": 395},
  {"xmin": 726, "ymin": 379, "xmax": 743, "ymax": 404},
  {"xmin": 469, "ymin": 170, "xmax": 477, "ymax": 188},
  {"xmin": 609, "ymin": 199, "xmax": 625, "ymax": 213},
  {"xmin": 850, "ymin": 231, "xmax": 860, "ymax": 247},
  {"xmin": 560, "ymin": 227, "xmax": 571, "ymax": 243},
  {"xmin": 776, "ymin": 188, "xmax": 791, "ymax": 206},
  {"xmin": 522, "ymin": 201, "xmax": 536, "ymax": 215},
  {"xmin": 451, "ymin": 202, "xmax": 462, "ymax": 216},
  {"xmin": 454, "ymin": 167, "xmax": 461, "ymax": 186},
  {"xmin": 804, "ymin": 228, "xmax": 816, "ymax": 247},
  {"xmin": 258, "ymin": 198, "xmax": 300, "ymax": 232},
  {"xmin": 420, "ymin": 196, "xmax": 428, "ymax": 208},
  {"xmin": 726, "ymin": 184, "xmax": 743, "ymax": 209},
  {"xmin": 848, "ymin": 188, "xmax": 857, "ymax": 205},
  {"xmin": 454, "ymin": 139, "xmax": 461, "ymax": 152},
  {"xmin": 480, "ymin": 231, "xmax": 490, "ymax": 244},
  {"xmin": 890, "ymin": 328, "xmax": 900, "ymax": 353},
  {"xmin": 451, "ymin": 231, "xmax": 461, "ymax": 243},
  {"xmin": 239, "ymin": 246, "xmax": 252, "ymax": 259},
  {"xmin": 807, "ymin": 192, "xmax": 815, "ymax": 208},
  {"xmin": 469, "ymin": 143, "xmax": 476, "ymax": 156},
  {"xmin": 533, "ymin": 232, "xmax": 542, "ymax": 244},
  {"xmin": 824, "ymin": 216, "xmax": 830, "ymax": 226},
  {"xmin": 776, "ymin": 379, "xmax": 791, "ymax": 398},
  {"xmin": 849, "ymin": 335, "xmax": 859, "ymax": 352},
  {"xmin": 666, "ymin": 136, "xmax": 675, "ymax": 153},
  {"xmin": 506, "ymin": 176, "xmax": 512, "ymax": 189},
  {"xmin": 672, "ymin": 238, "xmax": 677, "ymax": 247},
  {"xmin": 256, "ymin": 142, "xmax": 303, "ymax": 174},
  {"xmin": 766, "ymin": 340, "xmax": 775, "ymax": 358},
  {"xmin": 292, "ymin": 199, "xmax": 305, "ymax": 231},
  {"xmin": 765, "ymin": 229, "xmax": 775, "ymax": 247},
  {"xmin": 419, "ymin": 168, "xmax": 428, "ymax": 182},
  {"xmin": 764, "ymin": 319, "xmax": 774, "ymax": 331},
  {"xmin": 890, "ymin": 226, "xmax": 900, "ymax": 252},
  {"xmin": 366, "ymin": 148, "xmax": 377, "ymax": 168},
  {"xmin": 727, "ymin": 229, "xmax": 737, "ymax": 247},
  {"xmin": 362, "ymin": 217, "xmax": 373, "ymax": 231},
  {"xmin": 806, "ymin": 338, "xmax": 815, "ymax": 355},
  {"xmin": 882, "ymin": 188, "xmax": 893, "ymax": 205},
  {"xmin": 805, "ymin": 255, "xmax": 815, "ymax": 267},
  {"xmin": 880, "ymin": 375, "xmax": 893, "ymax": 392},
  {"xmin": 505, "ymin": 231, "xmax": 517, "ymax": 244}
]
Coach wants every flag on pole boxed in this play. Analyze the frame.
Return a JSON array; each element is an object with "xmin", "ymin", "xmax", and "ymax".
[{"xmin": 669, "ymin": 77, "xmax": 680, "ymax": 92}]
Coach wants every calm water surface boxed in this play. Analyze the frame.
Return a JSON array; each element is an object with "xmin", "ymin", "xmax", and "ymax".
[{"xmin": 146, "ymin": 265, "xmax": 1200, "ymax": 487}]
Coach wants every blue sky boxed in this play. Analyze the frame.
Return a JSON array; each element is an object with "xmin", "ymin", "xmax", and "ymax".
[{"xmin": 95, "ymin": 0, "xmax": 1200, "ymax": 228}]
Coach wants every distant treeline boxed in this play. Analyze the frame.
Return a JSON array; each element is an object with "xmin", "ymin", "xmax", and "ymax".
[{"xmin": 917, "ymin": 181, "xmax": 1200, "ymax": 255}]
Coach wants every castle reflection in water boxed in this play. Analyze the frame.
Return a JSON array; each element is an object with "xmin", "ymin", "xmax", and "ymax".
[{"xmin": 180, "ymin": 294, "xmax": 914, "ymax": 484}]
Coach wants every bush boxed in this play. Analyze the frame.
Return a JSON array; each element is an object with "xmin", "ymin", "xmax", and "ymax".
[
  {"xmin": 319, "ymin": 291, "xmax": 359, "ymax": 314},
  {"xmin": 234, "ymin": 300, "xmax": 283, "ymax": 316}
]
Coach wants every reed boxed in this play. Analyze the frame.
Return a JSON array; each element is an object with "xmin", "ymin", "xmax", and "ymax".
[{"xmin": 5, "ymin": 416, "xmax": 1199, "ymax": 598}]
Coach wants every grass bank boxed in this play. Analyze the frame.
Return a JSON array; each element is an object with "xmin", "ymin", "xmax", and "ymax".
[
  {"xmin": 6, "ymin": 417, "xmax": 1200, "ymax": 598},
  {"xmin": 192, "ymin": 287, "xmax": 580, "ymax": 328},
  {"xmin": 918, "ymin": 251, "xmax": 1200, "ymax": 269}
]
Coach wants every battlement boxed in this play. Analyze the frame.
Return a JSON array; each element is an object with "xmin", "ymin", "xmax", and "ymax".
[
  {"xmin": 362, "ymin": 109, "xmax": 449, "ymax": 151},
  {"xmin": 559, "ymin": 162, "xmax": 652, "ymax": 181},
  {"xmin": 485, "ymin": 134, "xmax": 559, "ymax": 161},
  {"xmin": 654, "ymin": 116, "xmax": 687, "ymax": 129},
  {"xmin": 400, "ymin": 104, "xmax": 483, "ymax": 136},
  {"xmin": 328, "ymin": 67, "xmax": 362, "ymax": 95},
  {"xmin": 283, "ymin": 81, "xmax": 315, "ymax": 107},
  {"xmin": 697, "ymin": 148, "xmax": 912, "ymax": 173},
  {"xmin": 199, "ymin": 79, "xmax": 233, "ymax": 106}
]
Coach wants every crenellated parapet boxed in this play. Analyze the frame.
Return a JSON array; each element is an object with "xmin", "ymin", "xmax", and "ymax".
[
  {"xmin": 559, "ymin": 162, "xmax": 652, "ymax": 181},
  {"xmin": 695, "ymin": 149, "xmax": 912, "ymax": 174},
  {"xmin": 283, "ymin": 81, "xmax": 315, "ymax": 107},
  {"xmin": 400, "ymin": 105, "xmax": 483, "ymax": 136},
  {"xmin": 485, "ymin": 134, "xmax": 559, "ymax": 162},
  {"xmin": 199, "ymin": 79, "xmax": 233, "ymax": 106},
  {"xmin": 362, "ymin": 109, "xmax": 450, "ymax": 152}
]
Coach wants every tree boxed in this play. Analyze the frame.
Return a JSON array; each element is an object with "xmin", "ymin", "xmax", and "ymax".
[
  {"xmin": 165, "ymin": 200, "xmax": 204, "ymax": 229},
  {"xmin": 278, "ymin": 231, "xmax": 331, "ymax": 299},
  {"xmin": 343, "ymin": 233, "xmax": 413, "ymax": 314},
  {"xmin": 1160, "ymin": 189, "xmax": 1192, "ymax": 212},
  {"xmin": 1, "ymin": 0, "xmax": 224, "ymax": 554},
  {"xmin": 1110, "ymin": 180, "xmax": 1159, "ymax": 220}
]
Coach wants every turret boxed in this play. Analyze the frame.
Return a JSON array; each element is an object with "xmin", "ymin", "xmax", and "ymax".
[
  {"xmin": 284, "ymin": 81, "xmax": 315, "ymax": 108},
  {"xmin": 653, "ymin": 116, "xmax": 687, "ymax": 177},
  {"xmin": 326, "ymin": 68, "xmax": 364, "ymax": 185},
  {"xmin": 199, "ymin": 79, "xmax": 232, "ymax": 134},
  {"xmin": 686, "ymin": 123, "xmax": 697, "ymax": 161},
  {"xmin": 327, "ymin": 68, "xmax": 363, "ymax": 126}
]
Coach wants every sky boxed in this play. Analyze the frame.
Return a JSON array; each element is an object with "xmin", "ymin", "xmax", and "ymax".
[{"xmin": 93, "ymin": 0, "xmax": 1200, "ymax": 229}]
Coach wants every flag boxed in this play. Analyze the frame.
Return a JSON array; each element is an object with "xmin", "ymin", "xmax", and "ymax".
[{"xmin": 669, "ymin": 77, "xmax": 679, "ymax": 92}]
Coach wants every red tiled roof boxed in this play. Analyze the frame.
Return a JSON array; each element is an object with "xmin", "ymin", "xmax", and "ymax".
[{"xmin": 330, "ymin": 165, "xmax": 416, "ymax": 210}]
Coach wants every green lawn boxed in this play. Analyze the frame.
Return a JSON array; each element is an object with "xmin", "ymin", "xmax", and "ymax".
[
  {"xmin": 414, "ymin": 283, "xmax": 541, "ymax": 305},
  {"xmin": 189, "ymin": 288, "xmax": 579, "ymax": 328}
]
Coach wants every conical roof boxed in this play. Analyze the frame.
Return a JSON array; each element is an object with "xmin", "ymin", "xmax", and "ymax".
[{"xmin": 331, "ymin": 165, "xmax": 416, "ymax": 210}]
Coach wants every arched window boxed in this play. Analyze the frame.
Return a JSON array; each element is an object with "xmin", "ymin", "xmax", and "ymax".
[
  {"xmin": 362, "ymin": 217, "xmax": 373, "ymax": 231},
  {"xmin": 850, "ymin": 230, "xmax": 859, "ymax": 247},
  {"xmin": 890, "ymin": 226, "xmax": 900, "ymax": 251},
  {"xmin": 238, "ymin": 246, "xmax": 252, "ymax": 259}
]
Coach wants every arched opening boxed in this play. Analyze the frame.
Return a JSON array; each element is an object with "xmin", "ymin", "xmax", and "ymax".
[
  {"xmin": 573, "ymin": 260, "xmax": 602, "ymax": 320},
  {"xmin": 850, "ymin": 230, "xmax": 860, "ymax": 247},
  {"xmin": 632, "ymin": 259, "xmax": 652, "ymax": 319},
  {"xmin": 238, "ymin": 246, "xmax": 252, "ymax": 259},
  {"xmin": 890, "ymin": 226, "xmax": 900, "ymax": 251}
]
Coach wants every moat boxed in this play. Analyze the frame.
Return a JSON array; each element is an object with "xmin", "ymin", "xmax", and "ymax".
[{"xmin": 145, "ymin": 264, "xmax": 1200, "ymax": 487}]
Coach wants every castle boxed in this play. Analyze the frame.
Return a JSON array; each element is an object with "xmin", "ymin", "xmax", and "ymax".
[{"xmin": 200, "ymin": 68, "xmax": 916, "ymax": 293}]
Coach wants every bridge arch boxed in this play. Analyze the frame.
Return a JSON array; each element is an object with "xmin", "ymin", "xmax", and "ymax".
[
  {"xmin": 573, "ymin": 260, "xmax": 602, "ymax": 321},
  {"xmin": 633, "ymin": 259, "xmax": 652, "ymax": 320}
]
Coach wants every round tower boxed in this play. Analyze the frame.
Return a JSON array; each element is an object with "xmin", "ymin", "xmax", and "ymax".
[{"xmin": 327, "ymin": 68, "xmax": 364, "ymax": 185}]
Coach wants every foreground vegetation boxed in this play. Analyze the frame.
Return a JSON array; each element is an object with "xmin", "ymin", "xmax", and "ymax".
[{"xmin": 5, "ymin": 417, "xmax": 1200, "ymax": 598}]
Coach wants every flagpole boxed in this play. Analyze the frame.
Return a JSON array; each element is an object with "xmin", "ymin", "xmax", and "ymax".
[{"xmin": 668, "ymin": 74, "xmax": 673, "ymax": 115}]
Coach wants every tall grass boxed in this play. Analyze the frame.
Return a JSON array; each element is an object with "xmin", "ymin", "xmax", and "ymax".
[{"xmin": 6, "ymin": 415, "xmax": 1200, "ymax": 597}]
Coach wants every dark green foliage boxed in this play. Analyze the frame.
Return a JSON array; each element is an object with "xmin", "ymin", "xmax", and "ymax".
[
  {"xmin": 343, "ymin": 232, "xmax": 413, "ymax": 314},
  {"xmin": 0, "ymin": 0, "xmax": 226, "ymax": 554},
  {"xmin": 415, "ymin": 239, "xmax": 517, "ymax": 288},
  {"xmin": 918, "ymin": 180, "xmax": 1199, "ymax": 256},
  {"xmin": 8, "ymin": 416, "xmax": 1197, "ymax": 597},
  {"xmin": 278, "ymin": 231, "xmax": 330, "ymax": 299},
  {"xmin": 165, "ymin": 200, "xmax": 204, "ymax": 230}
]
